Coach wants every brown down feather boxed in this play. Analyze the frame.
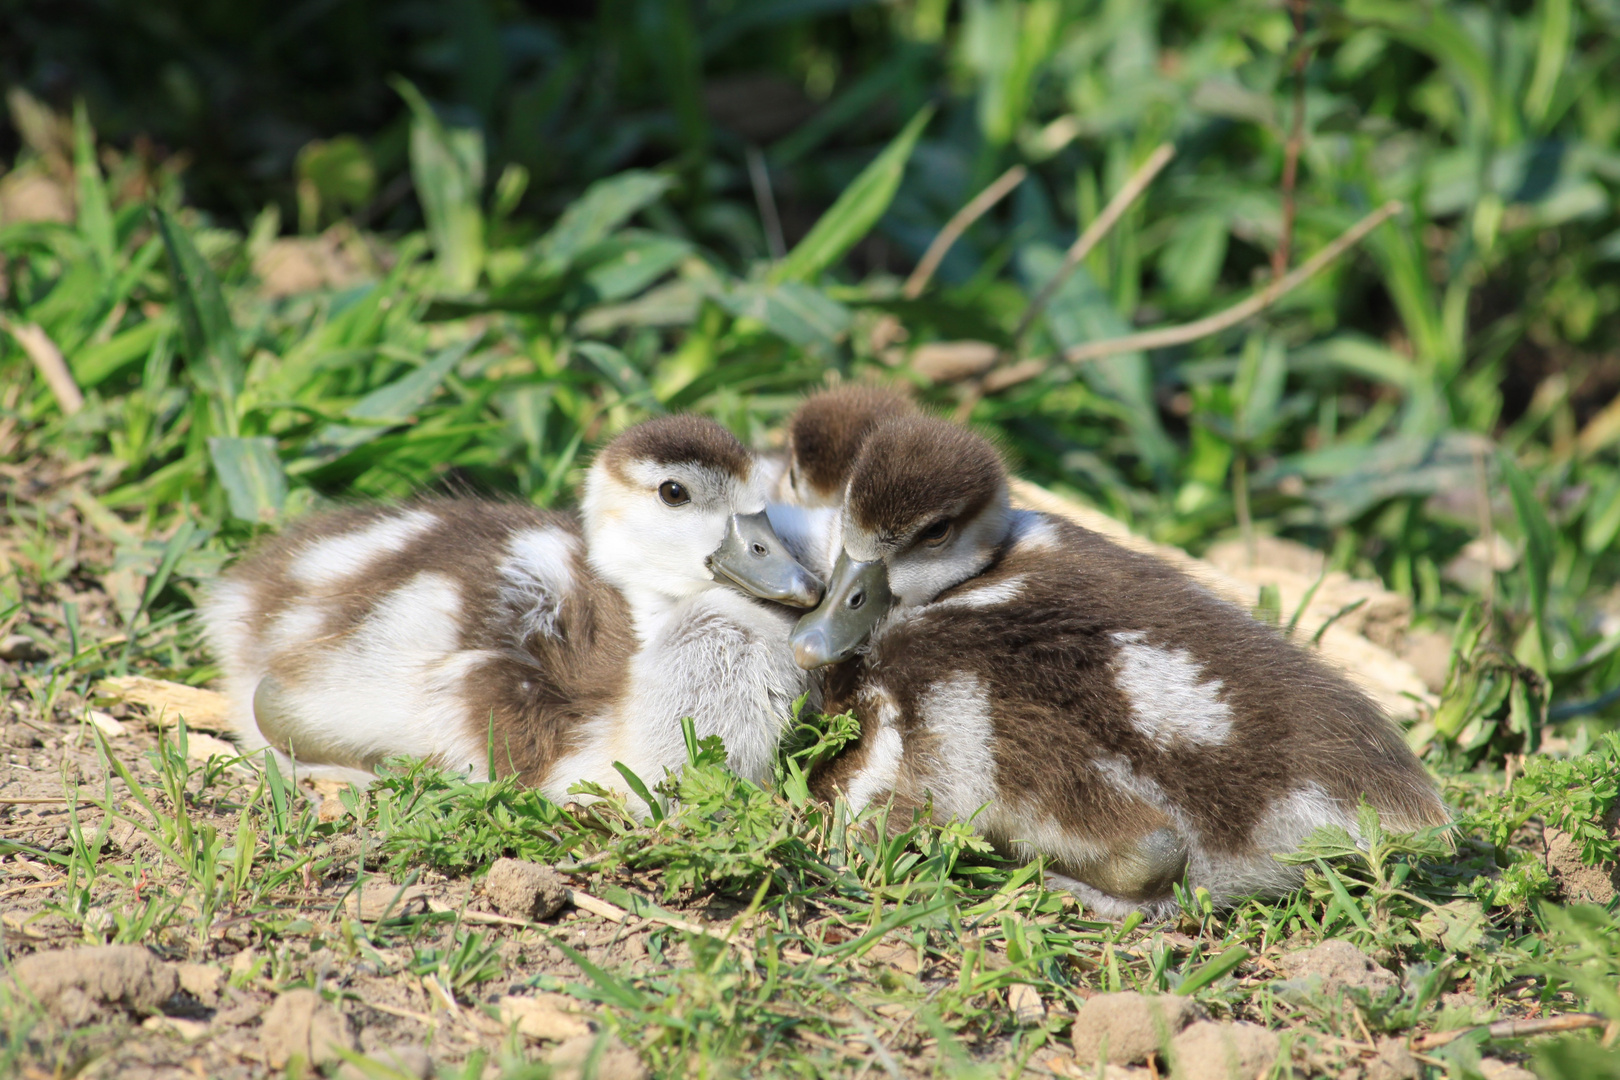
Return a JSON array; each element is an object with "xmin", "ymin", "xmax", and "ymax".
[{"xmin": 787, "ymin": 384, "xmax": 917, "ymax": 502}]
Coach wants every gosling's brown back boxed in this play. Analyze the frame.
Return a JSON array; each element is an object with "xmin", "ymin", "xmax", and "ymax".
[
  {"xmin": 815, "ymin": 514, "xmax": 1446, "ymax": 851},
  {"xmin": 213, "ymin": 500, "xmax": 634, "ymax": 781}
]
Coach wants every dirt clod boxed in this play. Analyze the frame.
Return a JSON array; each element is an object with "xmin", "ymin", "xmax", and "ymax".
[
  {"xmin": 1365, "ymin": 1037, "xmax": 1419, "ymax": 1080},
  {"xmin": 547, "ymin": 1034, "xmax": 648, "ymax": 1080},
  {"xmin": 259, "ymin": 988, "xmax": 356, "ymax": 1070},
  {"xmin": 1279, "ymin": 939, "xmax": 1399, "ymax": 994},
  {"xmin": 10, "ymin": 944, "xmax": 179, "ymax": 1026},
  {"xmin": 337, "ymin": 1044, "xmax": 432, "ymax": 1080},
  {"xmin": 500, "ymin": 994, "xmax": 594, "ymax": 1041},
  {"xmin": 344, "ymin": 881, "xmax": 430, "ymax": 921},
  {"xmin": 1477, "ymin": 1059, "xmax": 1537, "ymax": 1080},
  {"xmin": 1170, "ymin": 1020, "xmax": 1280, "ymax": 1080},
  {"xmin": 485, "ymin": 858, "xmax": 569, "ymax": 922},
  {"xmin": 1069, "ymin": 991, "xmax": 1199, "ymax": 1065},
  {"xmin": 1544, "ymin": 806, "xmax": 1620, "ymax": 905},
  {"xmin": 175, "ymin": 962, "xmax": 225, "ymax": 1007},
  {"xmin": 0, "ymin": 633, "xmax": 48, "ymax": 662}
]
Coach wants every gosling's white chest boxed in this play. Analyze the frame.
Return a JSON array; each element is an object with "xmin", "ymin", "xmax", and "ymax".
[{"xmin": 540, "ymin": 586, "xmax": 811, "ymax": 802}]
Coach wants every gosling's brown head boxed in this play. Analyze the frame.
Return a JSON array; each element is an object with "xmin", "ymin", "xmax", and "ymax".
[
  {"xmin": 782, "ymin": 384, "xmax": 917, "ymax": 507},
  {"xmin": 791, "ymin": 416, "xmax": 1012, "ymax": 668}
]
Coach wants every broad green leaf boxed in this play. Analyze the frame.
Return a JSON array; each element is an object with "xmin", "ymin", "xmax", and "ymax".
[
  {"xmin": 1291, "ymin": 336, "xmax": 1415, "ymax": 391},
  {"xmin": 771, "ymin": 105, "xmax": 933, "ymax": 283},
  {"xmin": 72, "ymin": 101, "xmax": 115, "ymax": 274},
  {"xmin": 394, "ymin": 78, "xmax": 485, "ymax": 292},
  {"xmin": 964, "ymin": 0, "xmax": 1060, "ymax": 147},
  {"xmin": 574, "ymin": 340, "xmax": 657, "ymax": 408},
  {"xmin": 310, "ymin": 338, "xmax": 478, "ymax": 455},
  {"xmin": 715, "ymin": 281, "xmax": 852, "ymax": 347},
  {"xmin": 1232, "ymin": 333, "xmax": 1286, "ymax": 445},
  {"xmin": 1582, "ymin": 475, "xmax": 1620, "ymax": 555},
  {"xmin": 1293, "ymin": 433, "xmax": 1485, "ymax": 525},
  {"xmin": 1525, "ymin": 0, "xmax": 1573, "ymax": 129},
  {"xmin": 1349, "ymin": 0, "xmax": 1507, "ymax": 143},
  {"xmin": 576, "ymin": 231, "xmax": 691, "ymax": 304},
  {"xmin": 153, "ymin": 207, "xmax": 244, "ymax": 416},
  {"xmin": 1016, "ymin": 242, "xmax": 1174, "ymax": 471},
  {"xmin": 295, "ymin": 135, "xmax": 377, "ymax": 231},
  {"xmin": 1159, "ymin": 212, "xmax": 1227, "ymax": 305},
  {"xmin": 71, "ymin": 317, "xmax": 170, "ymax": 388},
  {"xmin": 1501, "ymin": 452, "xmax": 1554, "ymax": 657},
  {"xmin": 1175, "ymin": 946, "xmax": 1250, "ymax": 996},
  {"xmin": 208, "ymin": 436, "xmax": 289, "ymax": 523},
  {"xmin": 346, "ymin": 341, "xmax": 473, "ymax": 425},
  {"xmin": 535, "ymin": 171, "xmax": 675, "ymax": 277}
]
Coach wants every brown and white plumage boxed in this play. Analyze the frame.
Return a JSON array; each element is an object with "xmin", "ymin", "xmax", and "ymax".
[
  {"xmin": 791, "ymin": 415, "xmax": 1448, "ymax": 917},
  {"xmin": 202, "ymin": 415, "xmax": 816, "ymax": 805},
  {"xmin": 764, "ymin": 384, "xmax": 918, "ymax": 578}
]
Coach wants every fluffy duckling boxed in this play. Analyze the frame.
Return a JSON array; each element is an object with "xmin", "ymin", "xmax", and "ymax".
[
  {"xmin": 790, "ymin": 415, "xmax": 1448, "ymax": 917},
  {"xmin": 764, "ymin": 384, "xmax": 918, "ymax": 577},
  {"xmin": 202, "ymin": 415, "xmax": 822, "ymax": 803}
]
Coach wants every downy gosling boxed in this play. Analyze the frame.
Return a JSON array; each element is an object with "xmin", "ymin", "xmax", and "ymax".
[
  {"xmin": 789, "ymin": 414, "xmax": 1448, "ymax": 918},
  {"xmin": 202, "ymin": 415, "xmax": 822, "ymax": 805}
]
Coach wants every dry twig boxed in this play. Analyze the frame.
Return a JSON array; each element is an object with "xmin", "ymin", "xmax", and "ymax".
[
  {"xmin": 747, "ymin": 145, "xmax": 787, "ymax": 261},
  {"xmin": 904, "ymin": 165, "xmax": 1027, "ymax": 299},
  {"xmin": 0, "ymin": 316, "xmax": 83, "ymax": 415},
  {"xmin": 1272, "ymin": 0, "xmax": 1313, "ymax": 280},
  {"xmin": 1413, "ymin": 1012, "xmax": 1608, "ymax": 1051},
  {"xmin": 967, "ymin": 199, "xmax": 1403, "ymax": 404},
  {"xmin": 1012, "ymin": 143, "xmax": 1175, "ymax": 344}
]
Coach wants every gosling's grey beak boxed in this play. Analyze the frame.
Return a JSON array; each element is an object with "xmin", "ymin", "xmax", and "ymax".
[
  {"xmin": 706, "ymin": 511, "xmax": 824, "ymax": 609},
  {"xmin": 790, "ymin": 551, "xmax": 892, "ymax": 669}
]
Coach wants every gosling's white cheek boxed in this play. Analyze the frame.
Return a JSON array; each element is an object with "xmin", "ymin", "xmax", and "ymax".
[{"xmin": 888, "ymin": 541, "xmax": 986, "ymax": 607}]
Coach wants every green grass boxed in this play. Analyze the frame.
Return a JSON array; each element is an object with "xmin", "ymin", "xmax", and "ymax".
[{"xmin": 4, "ymin": 0, "xmax": 1620, "ymax": 1074}]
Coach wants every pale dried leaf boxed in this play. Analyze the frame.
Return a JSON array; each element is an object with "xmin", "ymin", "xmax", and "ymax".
[{"xmin": 95, "ymin": 676, "xmax": 232, "ymax": 732}]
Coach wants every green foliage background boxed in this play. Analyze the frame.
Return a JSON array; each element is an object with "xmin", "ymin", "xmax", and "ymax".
[{"xmin": 4, "ymin": 1, "xmax": 1620, "ymax": 1073}]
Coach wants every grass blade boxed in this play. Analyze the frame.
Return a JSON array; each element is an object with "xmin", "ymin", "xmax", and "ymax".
[
  {"xmin": 1175, "ymin": 945, "xmax": 1249, "ymax": 996},
  {"xmin": 393, "ymin": 78, "xmax": 485, "ymax": 293},
  {"xmin": 536, "ymin": 171, "xmax": 675, "ymax": 276},
  {"xmin": 72, "ymin": 101, "xmax": 116, "ymax": 274},
  {"xmin": 1501, "ymin": 452, "xmax": 1554, "ymax": 674},
  {"xmin": 207, "ymin": 436, "xmax": 289, "ymax": 523},
  {"xmin": 153, "ymin": 207, "xmax": 243, "ymax": 422},
  {"xmin": 771, "ymin": 105, "xmax": 933, "ymax": 283}
]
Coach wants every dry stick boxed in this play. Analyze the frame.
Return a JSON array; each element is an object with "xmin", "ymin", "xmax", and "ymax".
[
  {"xmin": 1011, "ymin": 142, "xmax": 1176, "ymax": 346},
  {"xmin": 0, "ymin": 879, "xmax": 65, "ymax": 899},
  {"xmin": 1272, "ymin": 0, "xmax": 1313, "ymax": 281},
  {"xmin": 569, "ymin": 887, "xmax": 756, "ymax": 961},
  {"xmin": 1413, "ymin": 1012, "xmax": 1608, "ymax": 1051},
  {"xmin": 0, "ymin": 797, "xmax": 99, "ymax": 806},
  {"xmin": 747, "ymin": 144, "xmax": 788, "ymax": 261},
  {"xmin": 952, "ymin": 149, "xmax": 1174, "ymax": 422},
  {"xmin": 977, "ymin": 199, "xmax": 1404, "ymax": 398},
  {"xmin": 0, "ymin": 317, "xmax": 83, "ymax": 415},
  {"xmin": 903, "ymin": 164, "xmax": 1028, "ymax": 299}
]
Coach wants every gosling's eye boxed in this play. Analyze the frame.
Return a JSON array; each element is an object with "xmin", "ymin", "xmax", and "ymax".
[
  {"xmin": 918, "ymin": 519, "xmax": 952, "ymax": 546},
  {"xmin": 658, "ymin": 480, "xmax": 690, "ymax": 507}
]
